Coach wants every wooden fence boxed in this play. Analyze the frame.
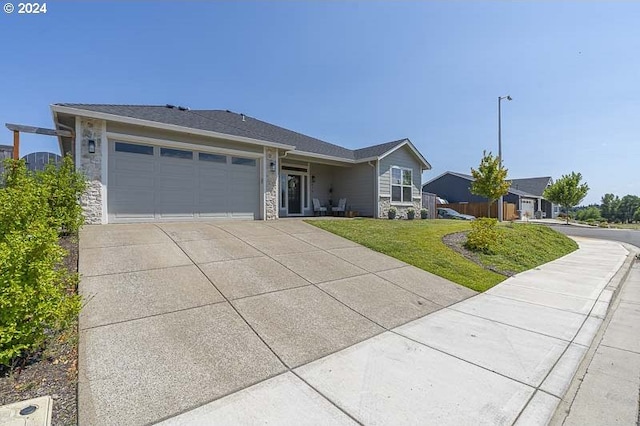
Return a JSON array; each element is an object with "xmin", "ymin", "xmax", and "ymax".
[
  {"xmin": 437, "ymin": 201, "xmax": 518, "ymax": 220},
  {"xmin": 421, "ymin": 192, "xmax": 438, "ymax": 219}
]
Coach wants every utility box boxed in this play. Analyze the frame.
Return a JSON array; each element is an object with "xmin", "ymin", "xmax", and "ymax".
[{"xmin": 0, "ymin": 396, "xmax": 52, "ymax": 426}]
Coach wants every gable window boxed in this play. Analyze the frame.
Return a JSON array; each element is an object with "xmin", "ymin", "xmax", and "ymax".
[{"xmin": 391, "ymin": 166, "xmax": 413, "ymax": 203}]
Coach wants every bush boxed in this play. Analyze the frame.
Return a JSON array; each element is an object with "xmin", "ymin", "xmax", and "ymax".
[
  {"xmin": 0, "ymin": 159, "xmax": 81, "ymax": 366},
  {"xmin": 465, "ymin": 218, "xmax": 500, "ymax": 254},
  {"xmin": 38, "ymin": 155, "xmax": 86, "ymax": 235},
  {"xmin": 420, "ymin": 208, "xmax": 429, "ymax": 219},
  {"xmin": 407, "ymin": 208, "xmax": 415, "ymax": 220},
  {"xmin": 388, "ymin": 207, "xmax": 397, "ymax": 219}
]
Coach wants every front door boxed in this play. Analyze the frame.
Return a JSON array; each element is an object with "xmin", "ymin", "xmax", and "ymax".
[{"xmin": 287, "ymin": 174, "xmax": 302, "ymax": 215}]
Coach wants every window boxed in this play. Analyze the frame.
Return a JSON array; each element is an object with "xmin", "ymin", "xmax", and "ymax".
[
  {"xmin": 198, "ymin": 153, "xmax": 226, "ymax": 163},
  {"xmin": 231, "ymin": 157, "xmax": 256, "ymax": 166},
  {"xmin": 391, "ymin": 167, "xmax": 413, "ymax": 203},
  {"xmin": 115, "ymin": 142, "xmax": 153, "ymax": 155},
  {"xmin": 161, "ymin": 148, "xmax": 193, "ymax": 159}
]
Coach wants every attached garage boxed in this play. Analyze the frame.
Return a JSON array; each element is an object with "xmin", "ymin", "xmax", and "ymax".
[{"xmin": 108, "ymin": 141, "xmax": 260, "ymax": 223}]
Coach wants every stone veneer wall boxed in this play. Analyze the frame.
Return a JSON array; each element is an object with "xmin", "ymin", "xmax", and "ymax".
[
  {"xmin": 264, "ymin": 148, "xmax": 279, "ymax": 220},
  {"xmin": 378, "ymin": 196, "xmax": 422, "ymax": 219},
  {"xmin": 78, "ymin": 118, "xmax": 105, "ymax": 224}
]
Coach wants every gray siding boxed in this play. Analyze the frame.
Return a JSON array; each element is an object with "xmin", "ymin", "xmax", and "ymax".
[
  {"xmin": 334, "ymin": 163, "xmax": 375, "ymax": 216},
  {"xmin": 310, "ymin": 163, "xmax": 334, "ymax": 207},
  {"xmin": 107, "ymin": 122, "xmax": 263, "ymax": 154},
  {"xmin": 422, "ymin": 173, "xmax": 520, "ymax": 205},
  {"xmin": 379, "ymin": 145, "xmax": 423, "ymax": 201}
]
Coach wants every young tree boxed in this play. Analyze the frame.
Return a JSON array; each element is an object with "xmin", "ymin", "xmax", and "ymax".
[
  {"xmin": 543, "ymin": 172, "xmax": 589, "ymax": 224},
  {"xmin": 470, "ymin": 151, "xmax": 511, "ymax": 218}
]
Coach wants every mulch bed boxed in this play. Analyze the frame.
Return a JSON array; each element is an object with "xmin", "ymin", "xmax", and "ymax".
[
  {"xmin": 442, "ymin": 231, "xmax": 514, "ymax": 277},
  {"xmin": 0, "ymin": 236, "xmax": 79, "ymax": 426}
]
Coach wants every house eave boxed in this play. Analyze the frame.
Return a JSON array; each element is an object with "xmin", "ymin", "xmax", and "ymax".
[{"xmin": 50, "ymin": 104, "xmax": 296, "ymax": 152}]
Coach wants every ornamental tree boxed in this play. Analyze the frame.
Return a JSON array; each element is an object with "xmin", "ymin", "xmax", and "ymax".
[
  {"xmin": 543, "ymin": 172, "xmax": 589, "ymax": 225},
  {"xmin": 470, "ymin": 151, "xmax": 511, "ymax": 218}
]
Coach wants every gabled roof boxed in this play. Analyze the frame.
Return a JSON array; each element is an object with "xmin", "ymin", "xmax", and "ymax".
[
  {"xmin": 422, "ymin": 171, "xmax": 544, "ymax": 198},
  {"xmin": 353, "ymin": 139, "xmax": 406, "ymax": 160},
  {"xmin": 52, "ymin": 104, "xmax": 429, "ymax": 167},
  {"xmin": 510, "ymin": 177, "xmax": 552, "ymax": 197}
]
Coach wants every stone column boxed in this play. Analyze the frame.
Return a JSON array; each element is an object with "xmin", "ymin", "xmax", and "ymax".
[
  {"xmin": 78, "ymin": 118, "xmax": 105, "ymax": 224},
  {"xmin": 264, "ymin": 148, "xmax": 279, "ymax": 220}
]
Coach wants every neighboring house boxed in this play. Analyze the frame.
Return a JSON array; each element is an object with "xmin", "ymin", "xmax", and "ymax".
[
  {"xmin": 50, "ymin": 104, "xmax": 431, "ymax": 224},
  {"xmin": 22, "ymin": 151, "xmax": 63, "ymax": 171},
  {"xmin": 0, "ymin": 145, "xmax": 12, "ymax": 176},
  {"xmin": 422, "ymin": 171, "xmax": 558, "ymax": 219}
]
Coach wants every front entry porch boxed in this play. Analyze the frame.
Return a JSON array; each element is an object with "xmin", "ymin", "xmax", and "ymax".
[{"xmin": 277, "ymin": 160, "xmax": 375, "ymax": 218}]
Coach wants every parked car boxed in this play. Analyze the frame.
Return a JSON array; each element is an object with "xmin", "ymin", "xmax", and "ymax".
[{"xmin": 437, "ymin": 207, "xmax": 475, "ymax": 220}]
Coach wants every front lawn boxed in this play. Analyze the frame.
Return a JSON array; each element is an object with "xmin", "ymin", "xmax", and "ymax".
[{"xmin": 306, "ymin": 219, "xmax": 577, "ymax": 292}]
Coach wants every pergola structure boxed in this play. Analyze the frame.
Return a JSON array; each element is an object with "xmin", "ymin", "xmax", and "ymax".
[{"xmin": 5, "ymin": 123, "xmax": 73, "ymax": 160}]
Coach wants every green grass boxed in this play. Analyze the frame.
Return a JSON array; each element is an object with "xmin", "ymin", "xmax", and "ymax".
[
  {"xmin": 305, "ymin": 219, "xmax": 578, "ymax": 292},
  {"xmin": 478, "ymin": 223, "xmax": 578, "ymax": 276}
]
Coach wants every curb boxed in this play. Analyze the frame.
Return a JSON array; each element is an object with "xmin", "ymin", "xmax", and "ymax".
[{"xmin": 549, "ymin": 242, "xmax": 640, "ymax": 425}]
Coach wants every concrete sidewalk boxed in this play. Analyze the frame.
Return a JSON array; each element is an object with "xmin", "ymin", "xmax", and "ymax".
[
  {"xmin": 159, "ymin": 237, "xmax": 633, "ymax": 425},
  {"xmin": 552, "ymin": 253, "xmax": 640, "ymax": 425}
]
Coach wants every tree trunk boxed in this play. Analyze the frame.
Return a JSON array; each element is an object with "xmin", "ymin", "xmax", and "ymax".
[
  {"xmin": 565, "ymin": 206, "xmax": 569, "ymax": 225},
  {"xmin": 488, "ymin": 201, "xmax": 491, "ymax": 218}
]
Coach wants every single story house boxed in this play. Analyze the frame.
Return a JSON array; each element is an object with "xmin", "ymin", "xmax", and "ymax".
[
  {"xmin": 50, "ymin": 104, "xmax": 431, "ymax": 224},
  {"xmin": 422, "ymin": 171, "xmax": 559, "ymax": 219}
]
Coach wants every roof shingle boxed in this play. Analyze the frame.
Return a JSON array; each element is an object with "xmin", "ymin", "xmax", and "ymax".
[{"xmin": 55, "ymin": 104, "xmax": 421, "ymax": 164}]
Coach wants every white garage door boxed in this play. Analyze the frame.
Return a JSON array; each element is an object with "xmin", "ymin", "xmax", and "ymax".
[
  {"xmin": 520, "ymin": 199, "xmax": 535, "ymax": 219},
  {"xmin": 108, "ymin": 141, "xmax": 260, "ymax": 223}
]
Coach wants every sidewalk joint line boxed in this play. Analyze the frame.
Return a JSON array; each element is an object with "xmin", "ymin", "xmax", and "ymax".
[
  {"xmin": 79, "ymin": 299, "xmax": 228, "ymax": 331},
  {"xmin": 153, "ymin": 224, "xmax": 372, "ymax": 423}
]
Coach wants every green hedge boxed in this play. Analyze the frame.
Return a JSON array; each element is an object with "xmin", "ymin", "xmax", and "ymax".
[{"xmin": 0, "ymin": 157, "xmax": 84, "ymax": 366}]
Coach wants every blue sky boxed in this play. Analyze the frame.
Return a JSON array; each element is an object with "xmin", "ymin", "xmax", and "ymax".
[{"xmin": 1, "ymin": 1, "xmax": 638, "ymax": 204}]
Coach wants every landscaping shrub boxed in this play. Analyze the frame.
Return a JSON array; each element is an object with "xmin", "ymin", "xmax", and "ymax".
[
  {"xmin": 420, "ymin": 208, "xmax": 429, "ymax": 219},
  {"xmin": 0, "ymin": 159, "xmax": 82, "ymax": 366},
  {"xmin": 407, "ymin": 208, "xmax": 415, "ymax": 220},
  {"xmin": 38, "ymin": 155, "xmax": 87, "ymax": 235},
  {"xmin": 465, "ymin": 218, "xmax": 500, "ymax": 254}
]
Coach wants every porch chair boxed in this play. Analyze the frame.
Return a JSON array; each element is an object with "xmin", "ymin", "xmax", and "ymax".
[
  {"xmin": 332, "ymin": 198, "xmax": 347, "ymax": 216},
  {"xmin": 312, "ymin": 198, "xmax": 327, "ymax": 216}
]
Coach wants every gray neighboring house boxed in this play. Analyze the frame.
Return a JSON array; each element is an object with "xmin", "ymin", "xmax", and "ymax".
[
  {"xmin": 0, "ymin": 145, "xmax": 12, "ymax": 176},
  {"xmin": 422, "ymin": 171, "xmax": 559, "ymax": 219},
  {"xmin": 22, "ymin": 152, "xmax": 63, "ymax": 171},
  {"xmin": 50, "ymin": 104, "xmax": 431, "ymax": 224}
]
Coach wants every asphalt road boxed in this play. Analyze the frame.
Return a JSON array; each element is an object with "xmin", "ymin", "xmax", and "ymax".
[{"xmin": 549, "ymin": 224, "xmax": 640, "ymax": 248}]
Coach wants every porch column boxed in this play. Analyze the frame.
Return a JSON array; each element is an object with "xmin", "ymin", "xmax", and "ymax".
[{"xmin": 264, "ymin": 148, "xmax": 279, "ymax": 220}]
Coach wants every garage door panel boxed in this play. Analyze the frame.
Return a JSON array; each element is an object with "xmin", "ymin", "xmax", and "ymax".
[{"xmin": 110, "ymin": 191, "xmax": 156, "ymax": 219}]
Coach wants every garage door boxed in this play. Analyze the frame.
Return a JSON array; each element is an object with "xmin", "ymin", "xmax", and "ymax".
[
  {"xmin": 108, "ymin": 141, "xmax": 260, "ymax": 223},
  {"xmin": 520, "ymin": 199, "xmax": 535, "ymax": 219}
]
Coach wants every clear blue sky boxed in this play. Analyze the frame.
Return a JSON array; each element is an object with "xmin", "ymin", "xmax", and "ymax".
[{"xmin": 2, "ymin": 1, "xmax": 639, "ymax": 204}]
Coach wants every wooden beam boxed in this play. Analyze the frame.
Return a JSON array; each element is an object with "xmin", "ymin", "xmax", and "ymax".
[
  {"xmin": 13, "ymin": 130, "xmax": 19, "ymax": 160},
  {"xmin": 5, "ymin": 123, "xmax": 72, "ymax": 138}
]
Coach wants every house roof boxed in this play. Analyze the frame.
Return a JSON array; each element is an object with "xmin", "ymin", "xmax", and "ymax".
[
  {"xmin": 53, "ymin": 104, "xmax": 427, "ymax": 166},
  {"xmin": 510, "ymin": 177, "xmax": 552, "ymax": 197},
  {"xmin": 422, "ymin": 171, "xmax": 544, "ymax": 198}
]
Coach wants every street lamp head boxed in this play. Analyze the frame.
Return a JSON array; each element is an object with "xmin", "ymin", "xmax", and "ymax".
[{"xmin": 506, "ymin": 95, "xmax": 512, "ymax": 101}]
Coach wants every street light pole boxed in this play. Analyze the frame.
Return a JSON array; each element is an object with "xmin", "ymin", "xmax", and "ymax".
[{"xmin": 497, "ymin": 95, "xmax": 512, "ymax": 222}]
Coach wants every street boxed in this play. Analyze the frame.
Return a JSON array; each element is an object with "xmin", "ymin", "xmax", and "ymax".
[{"xmin": 550, "ymin": 225, "xmax": 640, "ymax": 248}]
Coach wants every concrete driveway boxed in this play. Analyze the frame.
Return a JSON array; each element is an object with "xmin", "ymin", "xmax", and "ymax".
[{"xmin": 78, "ymin": 219, "xmax": 475, "ymax": 425}]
